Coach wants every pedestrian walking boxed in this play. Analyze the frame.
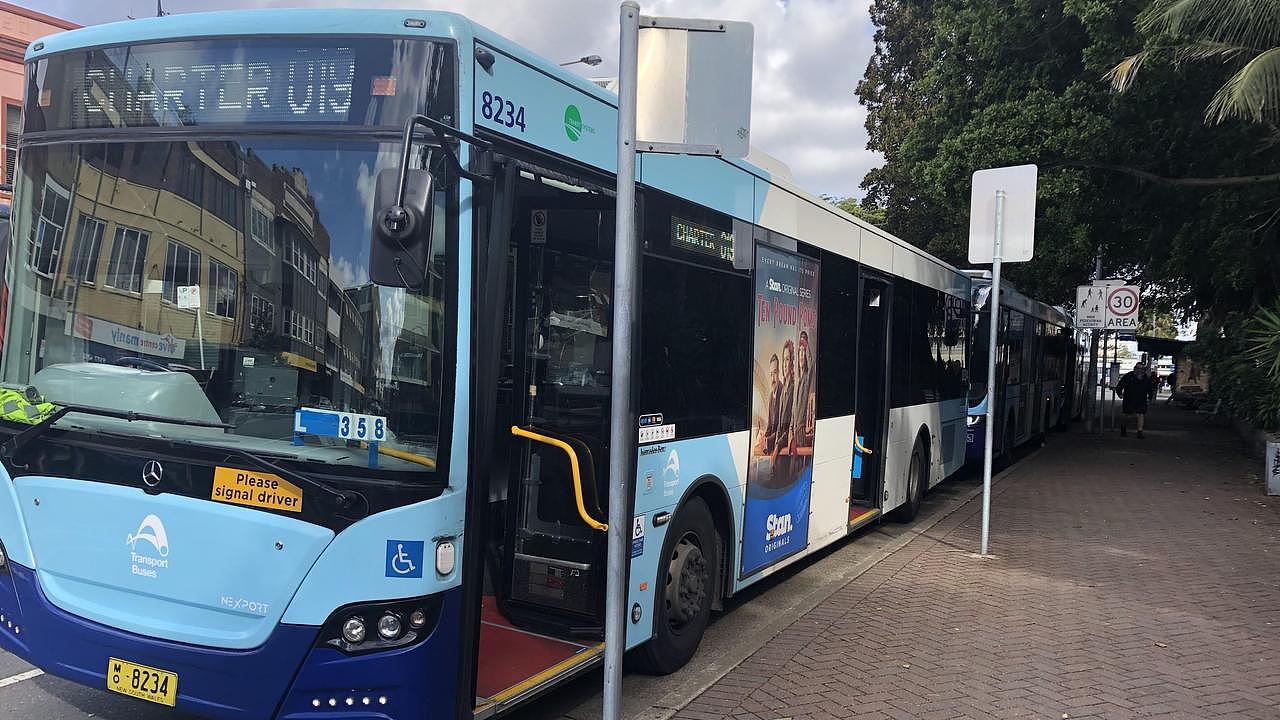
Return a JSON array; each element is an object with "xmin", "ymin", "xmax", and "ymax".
[{"xmin": 1116, "ymin": 362, "xmax": 1156, "ymax": 438}]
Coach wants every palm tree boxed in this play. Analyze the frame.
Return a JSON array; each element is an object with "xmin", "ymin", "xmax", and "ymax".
[{"xmin": 1107, "ymin": 0, "xmax": 1280, "ymax": 125}]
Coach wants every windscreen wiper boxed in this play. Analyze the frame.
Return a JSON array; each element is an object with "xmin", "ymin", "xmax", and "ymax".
[
  {"xmin": 157, "ymin": 437, "xmax": 367, "ymax": 519},
  {"xmin": 0, "ymin": 402, "xmax": 233, "ymax": 462}
]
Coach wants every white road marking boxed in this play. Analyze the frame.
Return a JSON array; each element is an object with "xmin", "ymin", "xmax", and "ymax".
[{"xmin": 0, "ymin": 669, "xmax": 44, "ymax": 688}]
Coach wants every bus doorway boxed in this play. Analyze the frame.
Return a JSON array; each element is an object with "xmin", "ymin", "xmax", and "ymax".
[
  {"xmin": 474, "ymin": 166, "xmax": 615, "ymax": 714},
  {"xmin": 851, "ymin": 275, "xmax": 891, "ymax": 516}
]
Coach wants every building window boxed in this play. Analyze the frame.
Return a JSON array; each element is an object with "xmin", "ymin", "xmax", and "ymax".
[
  {"xmin": 30, "ymin": 180, "xmax": 71, "ymax": 277},
  {"xmin": 251, "ymin": 295, "xmax": 274, "ymax": 329},
  {"xmin": 163, "ymin": 240, "xmax": 201, "ymax": 304},
  {"xmin": 69, "ymin": 215, "xmax": 106, "ymax": 283},
  {"xmin": 106, "ymin": 227, "xmax": 149, "ymax": 292},
  {"xmin": 286, "ymin": 307, "xmax": 315, "ymax": 346},
  {"xmin": 210, "ymin": 259, "xmax": 238, "ymax": 318},
  {"xmin": 250, "ymin": 208, "xmax": 275, "ymax": 253},
  {"xmin": 208, "ymin": 174, "xmax": 241, "ymax": 228},
  {"xmin": 175, "ymin": 153, "xmax": 203, "ymax": 205},
  {"xmin": 286, "ymin": 236, "xmax": 317, "ymax": 285},
  {"xmin": 3, "ymin": 103, "xmax": 20, "ymax": 186}
]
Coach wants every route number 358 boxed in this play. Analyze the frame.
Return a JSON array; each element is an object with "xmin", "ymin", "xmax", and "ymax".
[{"xmin": 481, "ymin": 91, "xmax": 527, "ymax": 132}]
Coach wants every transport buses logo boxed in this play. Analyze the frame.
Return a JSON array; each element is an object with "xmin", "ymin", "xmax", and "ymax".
[
  {"xmin": 564, "ymin": 104, "xmax": 584, "ymax": 141},
  {"xmin": 127, "ymin": 513, "xmax": 171, "ymax": 579}
]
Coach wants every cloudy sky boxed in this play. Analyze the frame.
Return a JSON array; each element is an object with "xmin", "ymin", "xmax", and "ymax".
[{"xmin": 23, "ymin": 0, "xmax": 881, "ymax": 199}]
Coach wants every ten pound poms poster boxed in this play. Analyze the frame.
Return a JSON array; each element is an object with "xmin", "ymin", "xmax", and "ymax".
[{"xmin": 741, "ymin": 245, "xmax": 820, "ymax": 576}]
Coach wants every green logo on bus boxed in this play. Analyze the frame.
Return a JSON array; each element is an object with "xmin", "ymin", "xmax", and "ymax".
[{"xmin": 564, "ymin": 105, "xmax": 583, "ymax": 141}]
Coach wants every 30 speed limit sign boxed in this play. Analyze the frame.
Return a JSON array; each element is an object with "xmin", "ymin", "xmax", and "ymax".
[{"xmin": 1103, "ymin": 285, "xmax": 1140, "ymax": 330}]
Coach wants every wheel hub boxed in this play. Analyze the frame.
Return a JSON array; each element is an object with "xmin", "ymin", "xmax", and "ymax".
[{"xmin": 665, "ymin": 537, "xmax": 707, "ymax": 628}]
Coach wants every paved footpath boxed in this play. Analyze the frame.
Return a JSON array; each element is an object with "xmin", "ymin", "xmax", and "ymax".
[{"xmin": 672, "ymin": 404, "xmax": 1280, "ymax": 720}]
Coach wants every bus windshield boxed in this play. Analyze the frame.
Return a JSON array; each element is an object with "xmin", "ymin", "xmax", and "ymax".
[{"xmin": 4, "ymin": 38, "xmax": 456, "ymax": 477}]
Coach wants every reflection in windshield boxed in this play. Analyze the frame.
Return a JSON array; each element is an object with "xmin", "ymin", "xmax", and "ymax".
[{"xmin": 4, "ymin": 138, "xmax": 448, "ymax": 472}]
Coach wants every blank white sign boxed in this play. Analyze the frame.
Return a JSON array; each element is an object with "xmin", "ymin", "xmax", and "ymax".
[{"xmin": 968, "ymin": 164, "xmax": 1038, "ymax": 264}]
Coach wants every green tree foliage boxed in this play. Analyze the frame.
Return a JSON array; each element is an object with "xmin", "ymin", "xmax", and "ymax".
[
  {"xmin": 826, "ymin": 196, "xmax": 887, "ymax": 226},
  {"xmin": 1138, "ymin": 309, "xmax": 1179, "ymax": 338},
  {"xmin": 859, "ymin": 0, "xmax": 1280, "ymax": 426},
  {"xmin": 858, "ymin": 0, "xmax": 1280, "ymax": 311},
  {"xmin": 1108, "ymin": 0, "xmax": 1280, "ymax": 126}
]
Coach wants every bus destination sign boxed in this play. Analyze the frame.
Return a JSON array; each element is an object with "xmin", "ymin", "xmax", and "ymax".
[
  {"xmin": 671, "ymin": 216, "xmax": 734, "ymax": 263},
  {"xmin": 73, "ymin": 45, "xmax": 357, "ymax": 127}
]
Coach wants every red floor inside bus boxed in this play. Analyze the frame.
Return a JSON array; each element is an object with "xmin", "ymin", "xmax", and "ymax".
[{"xmin": 475, "ymin": 596, "xmax": 602, "ymax": 706}]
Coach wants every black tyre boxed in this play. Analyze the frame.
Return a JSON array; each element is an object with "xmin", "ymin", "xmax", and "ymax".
[
  {"xmin": 890, "ymin": 439, "xmax": 926, "ymax": 522},
  {"xmin": 637, "ymin": 496, "xmax": 716, "ymax": 674}
]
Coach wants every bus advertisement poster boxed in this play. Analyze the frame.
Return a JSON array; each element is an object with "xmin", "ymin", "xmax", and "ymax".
[{"xmin": 742, "ymin": 246, "xmax": 819, "ymax": 576}]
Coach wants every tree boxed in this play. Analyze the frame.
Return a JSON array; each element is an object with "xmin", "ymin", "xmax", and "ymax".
[
  {"xmin": 1107, "ymin": 0, "xmax": 1280, "ymax": 126},
  {"xmin": 858, "ymin": 0, "xmax": 1280, "ymax": 313},
  {"xmin": 826, "ymin": 196, "xmax": 887, "ymax": 226},
  {"xmin": 1138, "ymin": 309, "xmax": 1178, "ymax": 338}
]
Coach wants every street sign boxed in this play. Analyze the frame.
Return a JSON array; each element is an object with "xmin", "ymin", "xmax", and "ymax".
[
  {"xmin": 1103, "ymin": 285, "xmax": 1140, "ymax": 331},
  {"xmin": 636, "ymin": 17, "xmax": 754, "ymax": 157},
  {"xmin": 1076, "ymin": 285, "xmax": 1106, "ymax": 329},
  {"xmin": 968, "ymin": 164, "xmax": 1037, "ymax": 264},
  {"xmin": 176, "ymin": 285, "xmax": 201, "ymax": 309},
  {"xmin": 1077, "ymin": 283, "xmax": 1140, "ymax": 330},
  {"xmin": 967, "ymin": 164, "xmax": 1037, "ymax": 558}
]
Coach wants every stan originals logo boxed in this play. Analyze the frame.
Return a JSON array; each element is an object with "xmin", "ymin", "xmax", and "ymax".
[
  {"xmin": 765, "ymin": 513, "xmax": 793, "ymax": 541},
  {"xmin": 127, "ymin": 514, "xmax": 171, "ymax": 579},
  {"xmin": 767, "ymin": 278, "xmax": 782, "ymax": 292}
]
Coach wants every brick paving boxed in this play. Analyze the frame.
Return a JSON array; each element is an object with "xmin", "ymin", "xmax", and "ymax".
[{"xmin": 672, "ymin": 404, "xmax": 1280, "ymax": 720}]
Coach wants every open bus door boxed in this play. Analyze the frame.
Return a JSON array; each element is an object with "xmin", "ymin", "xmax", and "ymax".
[
  {"xmin": 473, "ymin": 162, "xmax": 614, "ymax": 715},
  {"xmin": 851, "ymin": 272, "xmax": 891, "ymax": 522}
]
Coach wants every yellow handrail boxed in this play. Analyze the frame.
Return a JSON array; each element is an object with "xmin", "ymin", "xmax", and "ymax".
[
  {"xmin": 510, "ymin": 425, "xmax": 608, "ymax": 532},
  {"xmin": 854, "ymin": 433, "xmax": 873, "ymax": 455},
  {"xmin": 361, "ymin": 442, "xmax": 437, "ymax": 469}
]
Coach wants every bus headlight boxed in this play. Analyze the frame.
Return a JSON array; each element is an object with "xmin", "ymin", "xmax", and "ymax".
[
  {"xmin": 341, "ymin": 616, "xmax": 366, "ymax": 644},
  {"xmin": 377, "ymin": 613, "xmax": 402, "ymax": 640},
  {"xmin": 318, "ymin": 596, "xmax": 441, "ymax": 655}
]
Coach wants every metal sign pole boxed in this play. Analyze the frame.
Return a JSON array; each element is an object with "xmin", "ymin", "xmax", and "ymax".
[
  {"xmin": 1084, "ymin": 254, "xmax": 1101, "ymax": 432},
  {"xmin": 604, "ymin": 3, "xmax": 640, "ymax": 720},
  {"xmin": 980, "ymin": 190, "xmax": 1005, "ymax": 557},
  {"xmin": 1097, "ymin": 331, "xmax": 1107, "ymax": 431}
]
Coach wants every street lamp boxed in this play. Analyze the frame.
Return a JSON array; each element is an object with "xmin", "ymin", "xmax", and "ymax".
[{"xmin": 560, "ymin": 55, "xmax": 603, "ymax": 67}]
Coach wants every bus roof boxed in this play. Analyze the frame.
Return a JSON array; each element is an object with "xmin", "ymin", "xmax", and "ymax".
[
  {"xmin": 970, "ymin": 276, "xmax": 1070, "ymax": 327},
  {"xmin": 25, "ymin": 8, "xmax": 474, "ymax": 60},
  {"xmin": 29, "ymin": 7, "xmax": 968, "ymax": 297}
]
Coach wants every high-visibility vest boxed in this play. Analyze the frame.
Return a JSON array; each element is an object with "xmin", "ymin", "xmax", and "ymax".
[{"xmin": 0, "ymin": 389, "xmax": 56, "ymax": 425}]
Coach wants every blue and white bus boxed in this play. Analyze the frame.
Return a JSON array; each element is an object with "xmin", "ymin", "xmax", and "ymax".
[
  {"xmin": 965, "ymin": 274, "xmax": 1077, "ymax": 464},
  {"xmin": 0, "ymin": 9, "xmax": 972, "ymax": 719}
]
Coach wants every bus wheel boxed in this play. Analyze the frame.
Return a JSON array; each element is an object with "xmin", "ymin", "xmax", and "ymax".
[
  {"xmin": 890, "ymin": 440, "xmax": 925, "ymax": 522},
  {"xmin": 637, "ymin": 497, "xmax": 716, "ymax": 674}
]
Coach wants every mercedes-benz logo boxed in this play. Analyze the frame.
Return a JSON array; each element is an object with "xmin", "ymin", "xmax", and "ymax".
[{"xmin": 141, "ymin": 460, "xmax": 164, "ymax": 487}]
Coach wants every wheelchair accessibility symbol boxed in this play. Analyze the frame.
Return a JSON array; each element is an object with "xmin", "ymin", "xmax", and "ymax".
[{"xmin": 385, "ymin": 540, "xmax": 424, "ymax": 578}]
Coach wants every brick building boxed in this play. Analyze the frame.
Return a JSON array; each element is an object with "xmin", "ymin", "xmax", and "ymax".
[{"xmin": 1, "ymin": 1, "xmax": 78, "ymax": 201}]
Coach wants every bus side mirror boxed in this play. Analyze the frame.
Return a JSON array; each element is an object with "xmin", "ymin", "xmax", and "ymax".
[{"xmin": 369, "ymin": 167, "xmax": 434, "ymax": 288}]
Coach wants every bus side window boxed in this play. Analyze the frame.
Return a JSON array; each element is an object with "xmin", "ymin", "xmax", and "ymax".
[{"xmin": 815, "ymin": 249, "xmax": 858, "ymax": 419}]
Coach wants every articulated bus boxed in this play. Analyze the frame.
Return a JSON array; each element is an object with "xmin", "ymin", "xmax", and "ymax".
[
  {"xmin": 965, "ymin": 274, "xmax": 1078, "ymax": 464},
  {"xmin": 1, "ymin": 9, "xmax": 972, "ymax": 720}
]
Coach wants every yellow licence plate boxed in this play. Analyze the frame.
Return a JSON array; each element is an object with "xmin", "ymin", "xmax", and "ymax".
[{"xmin": 106, "ymin": 657, "xmax": 178, "ymax": 707}]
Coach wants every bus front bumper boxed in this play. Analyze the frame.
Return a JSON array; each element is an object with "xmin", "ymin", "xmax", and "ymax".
[{"xmin": 0, "ymin": 561, "xmax": 461, "ymax": 720}]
